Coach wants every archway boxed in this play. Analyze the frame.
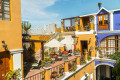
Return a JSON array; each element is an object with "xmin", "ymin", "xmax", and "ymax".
[{"xmin": 96, "ymin": 64, "xmax": 115, "ymax": 80}]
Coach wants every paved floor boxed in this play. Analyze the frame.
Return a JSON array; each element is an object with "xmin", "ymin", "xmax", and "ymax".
[{"xmin": 25, "ymin": 55, "xmax": 76, "ymax": 78}]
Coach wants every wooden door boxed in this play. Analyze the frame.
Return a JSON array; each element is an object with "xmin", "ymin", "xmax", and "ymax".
[{"xmin": 0, "ymin": 52, "xmax": 10, "ymax": 80}]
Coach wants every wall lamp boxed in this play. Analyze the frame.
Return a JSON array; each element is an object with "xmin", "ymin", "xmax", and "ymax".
[{"xmin": 2, "ymin": 41, "xmax": 7, "ymax": 49}]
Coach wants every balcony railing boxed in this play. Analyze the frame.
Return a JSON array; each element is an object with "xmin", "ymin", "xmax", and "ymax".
[{"xmin": 64, "ymin": 26, "xmax": 75, "ymax": 32}]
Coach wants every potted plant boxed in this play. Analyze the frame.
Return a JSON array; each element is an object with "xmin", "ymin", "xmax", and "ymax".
[
  {"xmin": 88, "ymin": 54, "xmax": 92, "ymax": 61},
  {"xmin": 84, "ymin": 49, "xmax": 88, "ymax": 54},
  {"xmin": 59, "ymin": 66, "xmax": 64, "ymax": 73},
  {"xmin": 40, "ymin": 72, "xmax": 45, "ymax": 80},
  {"xmin": 81, "ymin": 60, "xmax": 86, "ymax": 65},
  {"xmin": 62, "ymin": 51, "xmax": 68, "ymax": 61},
  {"xmin": 42, "ymin": 58, "xmax": 51, "ymax": 67},
  {"xmin": 99, "ymin": 54, "xmax": 103, "ymax": 58},
  {"xmin": 5, "ymin": 68, "xmax": 21, "ymax": 80},
  {"xmin": 51, "ymin": 71, "xmax": 57, "ymax": 78},
  {"xmin": 68, "ymin": 63, "xmax": 72, "ymax": 70},
  {"xmin": 90, "ymin": 15, "xmax": 94, "ymax": 23},
  {"xmin": 70, "ymin": 65, "xmax": 77, "ymax": 71},
  {"xmin": 75, "ymin": 48, "xmax": 81, "ymax": 55},
  {"xmin": 72, "ymin": 60, "xmax": 76, "ymax": 66}
]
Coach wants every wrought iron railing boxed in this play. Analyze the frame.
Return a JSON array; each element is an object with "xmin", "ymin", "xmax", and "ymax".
[
  {"xmin": 24, "ymin": 71, "xmax": 45, "ymax": 80},
  {"xmin": 64, "ymin": 26, "xmax": 75, "ymax": 32}
]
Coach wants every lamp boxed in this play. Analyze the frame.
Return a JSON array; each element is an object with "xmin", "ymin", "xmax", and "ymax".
[{"xmin": 2, "ymin": 41, "xmax": 7, "ymax": 49}]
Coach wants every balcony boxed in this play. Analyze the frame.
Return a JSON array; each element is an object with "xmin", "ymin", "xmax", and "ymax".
[{"xmin": 61, "ymin": 16, "xmax": 94, "ymax": 33}]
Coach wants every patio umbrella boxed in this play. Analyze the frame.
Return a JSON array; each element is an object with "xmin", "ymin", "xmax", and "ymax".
[
  {"xmin": 60, "ymin": 36, "xmax": 74, "ymax": 50},
  {"xmin": 44, "ymin": 39, "xmax": 64, "ymax": 48}
]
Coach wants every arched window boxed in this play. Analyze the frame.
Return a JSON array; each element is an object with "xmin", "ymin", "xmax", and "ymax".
[
  {"xmin": 0, "ymin": 0, "xmax": 10, "ymax": 20},
  {"xmin": 100, "ymin": 35, "xmax": 120, "ymax": 53}
]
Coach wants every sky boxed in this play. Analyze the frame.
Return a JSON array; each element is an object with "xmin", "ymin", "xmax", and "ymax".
[{"xmin": 21, "ymin": 0, "xmax": 120, "ymax": 29}]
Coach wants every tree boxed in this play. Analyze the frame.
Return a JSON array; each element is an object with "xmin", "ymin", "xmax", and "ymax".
[
  {"xmin": 22, "ymin": 24, "xmax": 31, "ymax": 34},
  {"xmin": 112, "ymin": 59, "xmax": 120, "ymax": 80}
]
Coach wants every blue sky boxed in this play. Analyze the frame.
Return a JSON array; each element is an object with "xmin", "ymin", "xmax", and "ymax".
[{"xmin": 21, "ymin": 0, "xmax": 120, "ymax": 29}]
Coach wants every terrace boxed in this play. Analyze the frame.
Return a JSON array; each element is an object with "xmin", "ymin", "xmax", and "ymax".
[{"xmin": 61, "ymin": 15, "xmax": 95, "ymax": 33}]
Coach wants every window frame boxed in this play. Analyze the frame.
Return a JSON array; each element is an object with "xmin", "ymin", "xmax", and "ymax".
[
  {"xmin": 0, "ymin": 0, "xmax": 10, "ymax": 20},
  {"xmin": 98, "ymin": 13, "xmax": 109, "ymax": 30}
]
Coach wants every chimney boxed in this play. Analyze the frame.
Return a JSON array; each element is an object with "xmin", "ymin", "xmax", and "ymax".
[{"xmin": 98, "ymin": 2, "xmax": 102, "ymax": 10}]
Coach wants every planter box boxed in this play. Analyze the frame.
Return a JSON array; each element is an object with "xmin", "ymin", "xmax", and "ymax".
[{"xmin": 44, "ymin": 61, "xmax": 51, "ymax": 67}]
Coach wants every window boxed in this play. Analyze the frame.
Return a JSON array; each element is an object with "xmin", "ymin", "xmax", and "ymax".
[
  {"xmin": 0, "ymin": 0, "xmax": 10, "ymax": 20},
  {"xmin": 98, "ymin": 14, "xmax": 109, "ymax": 30},
  {"xmin": 100, "ymin": 35, "xmax": 120, "ymax": 54}
]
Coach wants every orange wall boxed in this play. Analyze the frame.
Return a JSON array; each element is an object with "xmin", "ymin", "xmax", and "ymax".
[
  {"xmin": 68, "ymin": 61, "xmax": 95, "ymax": 80},
  {"xmin": 0, "ymin": 0, "xmax": 22, "ymax": 52},
  {"xmin": 30, "ymin": 35, "xmax": 52, "ymax": 53},
  {"xmin": 76, "ymin": 34, "xmax": 96, "ymax": 57}
]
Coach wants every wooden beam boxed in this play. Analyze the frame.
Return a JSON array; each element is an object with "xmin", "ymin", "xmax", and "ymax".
[{"xmin": 41, "ymin": 42, "xmax": 44, "ymax": 60}]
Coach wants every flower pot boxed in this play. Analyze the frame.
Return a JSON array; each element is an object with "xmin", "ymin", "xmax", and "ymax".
[
  {"xmin": 99, "ymin": 54, "xmax": 103, "ymax": 58},
  {"xmin": 60, "ymin": 68, "xmax": 64, "ymax": 73},
  {"xmin": 75, "ymin": 51, "xmax": 80, "ymax": 55},
  {"xmin": 51, "ymin": 73, "xmax": 57, "ymax": 78}
]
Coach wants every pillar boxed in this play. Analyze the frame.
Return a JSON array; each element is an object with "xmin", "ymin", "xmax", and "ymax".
[
  {"xmin": 76, "ymin": 55, "xmax": 80, "ymax": 66},
  {"xmin": 61, "ymin": 26, "xmax": 64, "ymax": 32},
  {"xmin": 110, "ymin": 11, "xmax": 114, "ymax": 31},
  {"xmin": 76, "ymin": 24, "xmax": 79, "ymax": 31},
  {"xmin": 64, "ymin": 61, "xmax": 69, "ymax": 72},
  {"xmin": 85, "ymin": 53, "xmax": 88, "ymax": 61},
  {"xmin": 80, "ymin": 17, "xmax": 84, "ymax": 31},
  {"xmin": 44, "ymin": 67, "xmax": 51, "ymax": 80},
  {"xmin": 91, "ymin": 23, "xmax": 94, "ymax": 30},
  {"xmin": 41, "ymin": 42, "xmax": 44, "ymax": 60}
]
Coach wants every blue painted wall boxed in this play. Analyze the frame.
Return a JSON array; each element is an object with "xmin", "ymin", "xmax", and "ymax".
[
  {"xmin": 96, "ymin": 33, "xmax": 120, "ymax": 46},
  {"xmin": 97, "ymin": 9, "xmax": 110, "ymax": 31},
  {"xmin": 113, "ymin": 11, "xmax": 120, "ymax": 30},
  {"xmin": 95, "ymin": 60, "xmax": 115, "ymax": 67}
]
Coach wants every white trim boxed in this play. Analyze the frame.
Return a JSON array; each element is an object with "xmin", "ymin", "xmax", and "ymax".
[
  {"xmin": 94, "ymin": 15, "xmax": 97, "ymax": 32},
  {"xmin": 97, "ymin": 7, "xmax": 109, "ymax": 14},
  {"xmin": 95, "ymin": 63, "xmax": 114, "ymax": 68},
  {"xmin": 75, "ymin": 30, "xmax": 94, "ymax": 35},
  {"xmin": 10, "ymin": 49, "xmax": 23, "ymax": 54},
  {"xmin": 110, "ymin": 12, "xmax": 114, "ymax": 31},
  {"xmin": 79, "ymin": 13, "xmax": 97, "ymax": 17}
]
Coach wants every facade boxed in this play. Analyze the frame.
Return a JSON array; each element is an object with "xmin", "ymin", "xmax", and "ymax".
[
  {"xmin": 60, "ymin": 7, "xmax": 120, "ymax": 80},
  {"xmin": 0, "ymin": 0, "xmax": 23, "ymax": 79}
]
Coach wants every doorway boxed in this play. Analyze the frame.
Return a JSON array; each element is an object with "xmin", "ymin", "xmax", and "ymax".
[{"xmin": 81, "ymin": 40, "xmax": 88, "ymax": 54}]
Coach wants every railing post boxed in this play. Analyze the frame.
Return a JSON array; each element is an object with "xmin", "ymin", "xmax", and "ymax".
[
  {"xmin": 75, "ymin": 24, "xmax": 79, "ymax": 31},
  {"xmin": 61, "ymin": 21, "xmax": 64, "ymax": 32},
  {"xmin": 75, "ymin": 55, "xmax": 80, "ymax": 67},
  {"xmin": 91, "ymin": 23, "xmax": 94, "ymax": 30},
  {"xmin": 44, "ymin": 67, "xmax": 51, "ymax": 80},
  {"xmin": 64, "ymin": 60, "xmax": 69, "ymax": 75}
]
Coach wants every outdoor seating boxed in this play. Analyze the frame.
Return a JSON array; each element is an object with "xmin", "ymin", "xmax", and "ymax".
[{"xmin": 31, "ymin": 59, "xmax": 41, "ymax": 69}]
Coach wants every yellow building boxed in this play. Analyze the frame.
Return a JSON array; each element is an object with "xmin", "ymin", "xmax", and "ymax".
[{"xmin": 0, "ymin": 0, "xmax": 23, "ymax": 79}]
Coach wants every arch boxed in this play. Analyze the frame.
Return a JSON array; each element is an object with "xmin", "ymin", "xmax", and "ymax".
[
  {"xmin": 95, "ymin": 63, "xmax": 114, "ymax": 68},
  {"xmin": 97, "ymin": 33, "xmax": 120, "ymax": 46}
]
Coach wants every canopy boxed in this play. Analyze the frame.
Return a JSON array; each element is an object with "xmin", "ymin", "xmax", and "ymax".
[
  {"xmin": 60, "ymin": 36, "xmax": 74, "ymax": 45},
  {"xmin": 44, "ymin": 39, "xmax": 64, "ymax": 48}
]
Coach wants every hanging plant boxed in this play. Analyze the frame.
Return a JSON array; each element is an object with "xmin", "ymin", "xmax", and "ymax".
[{"xmin": 89, "ymin": 15, "xmax": 94, "ymax": 23}]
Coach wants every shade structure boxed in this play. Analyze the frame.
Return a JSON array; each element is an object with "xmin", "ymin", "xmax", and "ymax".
[
  {"xmin": 60, "ymin": 36, "xmax": 74, "ymax": 45},
  {"xmin": 60, "ymin": 36, "xmax": 74, "ymax": 50},
  {"xmin": 44, "ymin": 39, "xmax": 64, "ymax": 48}
]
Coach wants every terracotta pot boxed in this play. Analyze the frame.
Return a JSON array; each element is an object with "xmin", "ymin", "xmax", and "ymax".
[
  {"xmin": 60, "ymin": 68, "xmax": 64, "ymax": 73},
  {"xmin": 68, "ymin": 65, "xmax": 72, "ymax": 70},
  {"xmin": 51, "ymin": 73, "xmax": 57, "ymax": 78}
]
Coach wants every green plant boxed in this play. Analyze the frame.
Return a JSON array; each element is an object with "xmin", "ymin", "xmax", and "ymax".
[
  {"xmin": 70, "ymin": 65, "xmax": 77, "ymax": 71},
  {"xmin": 112, "ymin": 60, "xmax": 120, "ymax": 80},
  {"xmin": 88, "ymin": 54, "xmax": 91, "ymax": 61},
  {"xmin": 44, "ymin": 52, "xmax": 49, "ymax": 57},
  {"xmin": 52, "ymin": 71, "xmax": 57, "ymax": 74},
  {"xmin": 75, "ymin": 48, "xmax": 80, "ymax": 52},
  {"xmin": 5, "ymin": 68, "xmax": 21, "ymax": 80},
  {"xmin": 81, "ymin": 60, "xmax": 86, "ymax": 64},
  {"xmin": 42, "ymin": 58, "xmax": 51, "ymax": 62}
]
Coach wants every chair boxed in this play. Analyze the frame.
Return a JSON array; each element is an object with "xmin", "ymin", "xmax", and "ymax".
[{"xmin": 31, "ymin": 59, "xmax": 41, "ymax": 69}]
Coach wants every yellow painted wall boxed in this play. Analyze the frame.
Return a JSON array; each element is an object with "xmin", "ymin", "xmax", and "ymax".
[
  {"xmin": 0, "ymin": 0, "xmax": 22, "ymax": 52},
  {"xmin": 30, "ymin": 35, "xmax": 52, "ymax": 53},
  {"xmin": 55, "ymin": 27, "xmax": 61, "ymax": 32},
  {"xmin": 76, "ymin": 34, "xmax": 96, "ymax": 57},
  {"xmin": 68, "ymin": 61, "xmax": 95, "ymax": 80}
]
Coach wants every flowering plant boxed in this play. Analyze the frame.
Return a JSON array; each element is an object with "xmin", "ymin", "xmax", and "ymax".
[{"xmin": 90, "ymin": 15, "xmax": 94, "ymax": 22}]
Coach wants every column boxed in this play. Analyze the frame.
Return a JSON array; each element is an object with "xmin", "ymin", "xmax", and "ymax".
[
  {"xmin": 75, "ymin": 55, "xmax": 80, "ymax": 67},
  {"xmin": 44, "ymin": 67, "xmax": 51, "ymax": 80},
  {"xmin": 110, "ymin": 11, "xmax": 114, "ymax": 31},
  {"xmin": 64, "ymin": 60, "xmax": 69, "ymax": 75}
]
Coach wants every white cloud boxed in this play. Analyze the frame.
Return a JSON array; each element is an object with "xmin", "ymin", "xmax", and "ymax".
[{"xmin": 21, "ymin": 0, "xmax": 60, "ymax": 28}]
